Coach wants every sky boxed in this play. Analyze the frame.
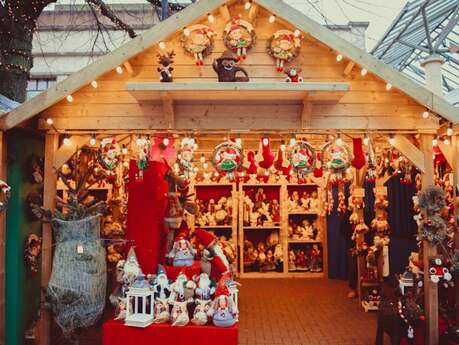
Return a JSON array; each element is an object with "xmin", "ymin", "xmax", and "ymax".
[{"xmin": 53, "ymin": 0, "xmax": 411, "ymax": 50}]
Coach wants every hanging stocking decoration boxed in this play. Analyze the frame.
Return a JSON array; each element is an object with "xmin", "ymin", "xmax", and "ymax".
[
  {"xmin": 351, "ymin": 138, "xmax": 366, "ymax": 170},
  {"xmin": 313, "ymin": 151, "xmax": 323, "ymax": 178},
  {"xmin": 256, "ymin": 137, "xmax": 275, "ymax": 170},
  {"xmin": 223, "ymin": 17, "xmax": 256, "ymax": 61},
  {"xmin": 244, "ymin": 150, "xmax": 258, "ymax": 176}
]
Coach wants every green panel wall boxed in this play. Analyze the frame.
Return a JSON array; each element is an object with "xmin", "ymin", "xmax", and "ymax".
[{"xmin": 6, "ymin": 130, "xmax": 44, "ymax": 345}]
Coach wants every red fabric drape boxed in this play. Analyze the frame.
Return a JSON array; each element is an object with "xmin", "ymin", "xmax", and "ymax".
[
  {"xmin": 103, "ymin": 320, "xmax": 238, "ymax": 345},
  {"xmin": 127, "ymin": 160, "xmax": 169, "ymax": 274}
]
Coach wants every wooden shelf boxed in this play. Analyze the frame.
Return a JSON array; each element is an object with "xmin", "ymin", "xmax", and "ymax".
[
  {"xmin": 288, "ymin": 239, "xmax": 322, "ymax": 244},
  {"xmin": 126, "ymin": 82, "xmax": 349, "ymax": 103},
  {"xmin": 239, "ymin": 272, "xmax": 285, "ymax": 278},
  {"xmin": 288, "ymin": 211, "xmax": 319, "ymax": 215},
  {"xmin": 196, "ymin": 225, "xmax": 233, "ymax": 229},
  {"xmin": 244, "ymin": 226, "xmax": 281, "ymax": 230}
]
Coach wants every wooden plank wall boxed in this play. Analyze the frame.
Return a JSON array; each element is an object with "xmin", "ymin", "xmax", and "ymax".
[{"xmin": 40, "ymin": 4, "xmax": 434, "ymax": 131}]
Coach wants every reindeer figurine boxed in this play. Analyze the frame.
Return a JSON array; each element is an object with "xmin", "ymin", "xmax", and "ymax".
[{"xmin": 157, "ymin": 51, "xmax": 175, "ymax": 82}]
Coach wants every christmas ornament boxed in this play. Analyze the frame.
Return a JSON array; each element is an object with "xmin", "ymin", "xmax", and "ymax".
[
  {"xmin": 223, "ymin": 17, "xmax": 256, "ymax": 60},
  {"xmin": 157, "ymin": 51, "xmax": 175, "ymax": 82},
  {"xmin": 99, "ymin": 138, "xmax": 121, "ymax": 170},
  {"xmin": 24, "ymin": 234, "xmax": 41, "ymax": 274},
  {"xmin": 181, "ymin": 25, "xmax": 215, "ymax": 65},
  {"xmin": 351, "ymin": 138, "xmax": 366, "ymax": 170},
  {"xmin": 212, "ymin": 140, "xmax": 243, "ymax": 180},
  {"xmin": 177, "ymin": 137, "xmax": 196, "ymax": 179},
  {"xmin": 0, "ymin": 179, "xmax": 11, "ymax": 212},
  {"xmin": 267, "ymin": 30, "xmax": 301, "ymax": 72},
  {"xmin": 321, "ymin": 140, "xmax": 352, "ymax": 184},
  {"xmin": 168, "ymin": 233, "xmax": 196, "ymax": 267},
  {"xmin": 417, "ymin": 186, "xmax": 448, "ymax": 244},
  {"xmin": 284, "ymin": 66, "xmax": 303, "ymax": 82},
  {"xmin": 287, "ymin": 139, "xmax": 315, "ymax": 179},
  {"xmin": 256, "ymin": 137, "xmax": 275, "ymax": 169},
  {"xmin": 153, "ymin": 298, "xmax": 170, "ymax": 323},
  {"xmin": 135, "ymin": 137, "xmax": 150, "ymax": 180},
  {"xmin": 213, "ymin": 50, "xmax": 249, "ymax": 82},
  {"xmin": 211, "ymin": 282, "xmax": 237, "ymax": 327},
  {"xmin": 191, "ymin": 299, "xmax": 212, "ymax": 325},
  {"xmin": 170, "ymin": 300, "xmax": 192, "ymax": 326},
  {"xmin": 245, "ymin": 150, "xmax": 258, "ymax": 176},
  {"xmin": 429, "ymin": 257, "xmax": 452, "ymax": 285}
]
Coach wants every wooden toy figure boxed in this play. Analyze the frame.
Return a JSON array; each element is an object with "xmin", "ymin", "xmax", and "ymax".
[
  {"xmin": 213, "ymin": 51, "xmax": 249, "ymax": 82},
  {"xmin": 157, "ymin": 51, "xmax": 175, "ymax": 82},
  {"xmin": 223, "ymin": 17, "xmax": 256, "ymax": 61},
  {"xmin": 284, "ymin": 66, "xmax": 303, "ymax": 82}
]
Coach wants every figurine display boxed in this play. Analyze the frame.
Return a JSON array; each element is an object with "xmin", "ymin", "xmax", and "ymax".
[
  {"xmin": 287, "ymin": 189, "xmax": 320, "ymax": 213},
  {"xmin": 211, "ymin": 284, "xmax": 237, "ymax": 327},
  {"xmin": 157, "ymin": 51, "xmax": 175, "ymax": 82},
  {"xmin": 288, "ymin": 219, "xmax": 320, "ymax": 241},
  {"xmin": 213, "ymin": 50, "xmax": 249, "ymax": 82},
  {"xmin": 168, "ymin": 234, "xmax": 196, "ymax": 267},
  {"xmin": 242, "ymin": 188, "xmax": 280, "ymax": 227},
  {"xmin": 223, "ymin": 17, "xmax": 256, "ymax": 60},
  {"xmin": 170, "ymin": 300, "xmax": 192, "ymax": 326},
  {"xmin": 195, "ymin": 196, "xmax": 233, "ymax": 227},
  {"xmin": 242, "ymin": 233, "xmax": 283, "ymax": 273},
  {"xmin": 191, "ymin": 299, "xmax": 213, "ymax": 325},
  {"xmin": 288, "ymin": 244, "xmax": 323, "ymax": 272}
]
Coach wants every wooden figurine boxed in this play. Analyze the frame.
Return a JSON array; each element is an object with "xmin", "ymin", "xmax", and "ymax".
[
  {"xmin": 157, "ymin": 51, "xmax": 175, "ymax": 82},
  {"xmin": 213, "ymin": 51, "xmax": 249, "ymax": 82}
]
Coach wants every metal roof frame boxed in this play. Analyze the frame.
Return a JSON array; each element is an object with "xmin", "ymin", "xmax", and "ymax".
[{"xmin": 371, "ymin": 0, "xmax": 459, "ymax": 92}]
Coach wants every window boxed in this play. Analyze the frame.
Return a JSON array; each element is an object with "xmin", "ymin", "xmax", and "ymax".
[{"xmin": 27, "ymin": 77, "xmax": 56, "ymax": 99}]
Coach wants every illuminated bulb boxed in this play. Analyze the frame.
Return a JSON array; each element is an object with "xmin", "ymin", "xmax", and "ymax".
[
  {"xmin": 214, "ymin": 171, "xmax": 219, "ymax": 177},
  {"xmin": 89, "ymin": 136, "xmax": 96, "ymax": 146},
  {"xmin": 91, "ymin": 80, "xmax": 98, "ymax": 88},
  {"xmin": 244, "ymin": 1, "xmax": 251, "ymax": 10},
  {"xmin": 235, "ymin": 138, "xmax": 242, "ymax": 146},
  {"xmin": 335, "ymin": 135, "xmax": 343, "ymax": 146},
  {"xmin": 183, "ymin": 28, "xmax": 191, "ymax": 36},
  {"xmin": 163, "ymin": 137, "xmax": 169, "ymax": 146},
  {"xmin": 173, "ymin": 163, "xmax": 179, "ymax": 170},
  {"xmin": 262, "ymin": 137, "xmax": 269, "ymax": 146},
  {"xmin": 443, "ymin": 137, "xmax": 450, "ymax": 145},
  {"xmin": 363, "ymin": 135, "xmax": 369, "ymax": 146},
  {"xmin": 432, "ymin": 137, "xmax": 438, "ymax": 146},
  {"xmin": 293, "ymin": 29, "xmax": 301, "ymax": 38},
  {"xmin": 203, "ymin": 162, "xmax": 209, "ymax": 169},
  {"xmin": 207, "ymin": 14, "xmax": 215, "ymax": 23},
  {"xmin": 422, "ymin": 111, "xmax": 429, "ymax": 119},
  {"xmin": 388, "ymin": 136, "xmax": 395, "ymax": 146},
  {"xmin": 46, "ymin": 118, "xmax": 53, "ymax": 125},
  {"xmin": 122, "ymin": 145, "xmax": 128, "ymax": 155},
  {"xmin": 361, "ymin": 68, "xmax": 368, "ymax": 76},
  {"xmin": 264, "ymin": 170, "xmax": 269, "ymax": 176},
  {"xmin": 289, "ymin": 169, "xmax": 294, "ymax": 176},
  {"xmin": 159, "ymin": 41, "xmax": 166, "ymax": 49},
  {"xmin": 63, "ymin": 136, "xmax": 71, "ymax": 145},
  {"xmin": 447, "ymin": 126, "xmax": 453, "ymax": 136},
  {"xmin": 115, "ymin": 66, "xmax": 123, "ymax": 74},
  {"xmin": 204, "ymin": 172, "xmax": 209, "ymax": 179},
  {"xmin": 336, "ymin": 54, "xmax": 343, "ymax": 62},
  {"xmin": 346, "ymin": 167, "xmax": 352, "ymax": 174},
  {"xmin": 289, "ymin": 137, "xmax": 296, "ymax": 146},
  {"xmin": 386, "ymin": 83, "xmax": 392, "ymax": 91},
  {"xmin": 268, "ymin": 15, "xmax": 276, "ymax": 23},
  {"xmin": 385, "ymin": 158, "xmax": 389, "ymax": 163},
  {"xmin": 200, "ymin": 154, "xmax": 206, "ymax": 163},
  {"xmin": 62, "ymin": 163, "xmax": 69, "ymax": 171},
  {"xmin": 280, "ymin": 144, "xmax": 286, "ymax": 152},
  {"xmin": 194, "ymin": 167, "xmax": 199, "ymax": 173},
  {"xmin": 66, "ymin": 95, "xmax": 73, "ymax": 103},
  {"xmin": 240, "ymin": 171, "xmax": 246, "ymax": 177}
]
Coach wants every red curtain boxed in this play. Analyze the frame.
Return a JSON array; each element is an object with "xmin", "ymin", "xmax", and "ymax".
[{"xmin": 126, "ymin": 160, "xmax": 169, "ymax": 274}]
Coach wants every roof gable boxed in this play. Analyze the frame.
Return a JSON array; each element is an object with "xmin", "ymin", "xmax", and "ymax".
[{"xmin": 1, "ymin": 0, "xmax": 458, "ymax": 130}]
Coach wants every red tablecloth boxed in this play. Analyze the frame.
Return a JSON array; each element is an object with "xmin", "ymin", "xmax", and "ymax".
[{"xmin": 103, "ymin": 320, "xmax": 238, "ymax": 345}]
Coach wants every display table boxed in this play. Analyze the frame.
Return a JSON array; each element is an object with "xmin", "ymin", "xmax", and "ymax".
[{"xmin": 103, "ymin": 320, "xmax": 238, "ymax": 345}]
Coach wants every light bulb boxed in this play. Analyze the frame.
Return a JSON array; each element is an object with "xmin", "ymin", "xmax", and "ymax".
[
  {"xmin": 264, "ymin": 170, "xmax": 269, "ymax": 176},
  {"xmin": 235, "ymin": 138, "xmax": 242, "ymax": 146},
  {"xmin": 207, "ymin": 14, "xmax": 215, "ymax": 23},
  {"xmin": 203, "ymin": 162, "xmax": 208, "ymax": 169},
  {"xmin": 183, "ymin": 28, "xmax": 191, "ymax": 36},
  {"xmin": 204, "ymin": 172, "xmax": 209, "ymax": 179},
  {"xmin": 432, "ymin": 138, "xmax": 438, "ymax": 146},
  {"xmin": 214, "ymin": 171, "xmax": 219, "ymax": 177},
  {"xmin": 66, "ymin": 95, "xmax": 73, "ymax": 103},
  {"xmin": 63, "ymin": 136, "xmax": 71, "ymax": 145},
  {"xmin": 122, "ymin": 145, "xmax": 128, "ymax": 155},
  {"xmin": 194, "ymin": 167, "xmax": 199, "ymax": 173},
  {"xmin": 335, "ymin": 135, "xmax": 343, "ymax": 146},
  {"xmin": 293, "ymin": 29, "xmax": 301, "ymax": 38},
  {"xmin": 116, "ymin": 66, "xmax": 123, "ymax": 74},
  {"xmin": 361, "ymin": 68, "xmax": 368, "ymax": 76},
  {"xmin": 386, "ymin": 83, "xmax": 392, "ymax": 91},
  {"xmin": 91, "ymin": 80, "xmax": 98, "ymax": 88},
  {"xmin": 280, "ymin": 144, "xmax": 286, "ymax": 152},
  {"xmin": 159, "ymin": 41, "xmax": 166, "ymax": 49},
  {"xmin": 200, "ymin": 154, "xmax": 206, "ymax": 163},
  {"xmin": 163, "ymin": 137, "xmax": 169, "ymax": 146},
  {"xmin": 89, "ymin": 136, "xmax": 96, "ymax": 146},
  {"xmin": 262, "ymin": 137, "xmax": 269, "ymax": 146},
  {"xmin": 240, "ymin": 171, "xmax": 246, "ymax": 177},
  {"xmin": 62, "ymin": 163, "xmax": 69, "ymax": 171},
  {"xmin": 336, "ymin": 54, "xmax": 343, "ymax": 62},
  {"xmin": 443, "ymin": 137, "xmax": 450, "ymax": 145},
  {"xmin": 268, "ymin": 15, "xmax": 276, "ymax": 23},
  {"xmin": 244, "ymin": 1, "xmax": 251, "ymax": 10},
  {"xmin": 46, "ymin": 118, "xmax": 53, "ymax": 125},
  {"xmin": 388, "ymin": 136, "xmax": 395, "ymax": 146},
  {"xmin": 289, "ymin": 137, "xmax": 296, "ymax": 147},
  {"xmin": 363, "ymin": 135, "xmax": 369, "ymax": 146},
  {"xmin": 422, "ymin": 111, "xmax": 429, "ymax": 119},
  {"xmin": 447, "ymin": 126, "xmax": 453, "ymax": 136}
]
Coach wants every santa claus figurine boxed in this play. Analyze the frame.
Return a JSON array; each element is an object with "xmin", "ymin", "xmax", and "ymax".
[
  {"xmin": 168, "ymin": 233, "xmax": 196, "ymax": 267},
  {"xmin": 194, "ymin": 228, "xmax": 231, "ymax": 280},
  {"xmin": 211, "ymin": 283, "xmax": 237, "ymax": 327}
]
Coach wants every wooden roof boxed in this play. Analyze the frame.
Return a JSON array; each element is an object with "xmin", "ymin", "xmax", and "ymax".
[{"xmin": 1, "ymin": 0, "xmax": 458, "ymax": 130}]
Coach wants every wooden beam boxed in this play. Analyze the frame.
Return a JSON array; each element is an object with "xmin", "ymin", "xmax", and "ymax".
[
  {"xmin": 161, "ymin": 92, "xmax": 175, "ymax": 129},
  {"xmin": 0, "ymin": 0, "xmax": 227, "ymax": 130},
  {"xmin": 437, "ymin": 140, "xmax": 454, "ymax": 168},
  {"xmin": 256, "ymin": 0, "xmax": 459, "ymax": 124},
  {"xmin": 247, "ymin": 3, "xmax": 259, "ymax": 22},
  {"xmin": 39, "ymin": 133, "xmax": 58, "ymax": 345},
  {"xmin": 53, "ymin": 135, "xmax": 90, "ymax": 170},
  {"xmin": 343, "ymin": 61, "xmax": 355, "ymax": 77},
  {"xmin": 219, "ymin": 5, "xmax": 231, "ymax": 21},
  {"xmin": 420, "ymin": 134, "xmax": 438, "ymax": 345},
  {"xmin": 0, "ymin": 132, "xmax": 6, "ymax": 345},
  {"xmin": 452, "ymin": 136, "xmax": 459, "ymax": 338},
  {"xmin": 123, "ymin": 61, "xmax": 135, "ymax": 76},
  {"xmin": 301, "ymin": 98, "xmax": 312, "ymax": 128},
  {"xmin": 393, "ymin": 134, "xmax": 425, "ymax": 173}
]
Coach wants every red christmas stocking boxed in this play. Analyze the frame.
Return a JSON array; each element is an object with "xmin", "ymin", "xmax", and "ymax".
[
  {"xmin": 313, "ymin": 152, "xmax": 323, "ymax": 177},
  {"xmin": 351, "ymin": 138, "xmax": 366, "ymax": 170}
]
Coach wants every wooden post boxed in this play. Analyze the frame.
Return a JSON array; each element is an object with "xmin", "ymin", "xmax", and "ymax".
[
  {"xmin": 420, "ymin": 134, "xmax": 438, "ymax": 345},
  {"xmin": 452, "ymin": 135, "xmax": 459, "ymax": 335},
  {"xmin": 39, "ymin": 133, "xmax": 58, "ymax": 345},
  {"xmin": 0, "ymin": 132, "xmax": 6, "ymax": 345}
]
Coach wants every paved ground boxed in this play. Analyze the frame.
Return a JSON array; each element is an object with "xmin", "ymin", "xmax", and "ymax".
[{"xmin": 238, "ymin": 278, "xmax": 378, "ymax": 345}]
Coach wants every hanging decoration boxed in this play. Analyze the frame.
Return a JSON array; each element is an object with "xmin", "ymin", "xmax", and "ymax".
[
  {"xmin": 267, "ymin": 30, "xmax": 301, "ymax": 72},
  {"xmin": 157, "ymin": 51, "xmax": 175, "ymax": 82},
  {"xmin": 135, "ymin": 137, "xmax": 150, "ymax": 180},
  {"xmin": 364, "ymin": 139, "xmax": 377, "ymax": 182},
  {"xmin": 417, "ymin": 186, "xmax": 448, "ymax": 245},
  {"xmin": 223, "ymin": 17, "xmax": 256, "ymax": 60},
  {"xmin": 24, "ymin": 234, "xmax": 42, "ymax": 274},
  {"xmin": 177, "ymin": 137, "xmax": 197, "ymax": 179},
  {"xmin": 99, "ymin": 138, "xmax": 121, "ymax": 171},
  {"xmin": 181, "ymin": 25, "xmax": 215, "ymax": 65},
  {"xmin": 351, "ymin": 138, "xmax": 366, "ymax": 170},
  {"xmin": 256, "ymin": 137, "xmax": 275, "ymax": 170},
  {"xmin": 0, "ymin": 179, "xmax": 11, "ymax": 212},
  {"xmin": 287, "ymin": 139, "xmax": 315, "ymax": 179},
  {"xmin": 321, "ymin": 140, "xmax": 352, "ymax": 184},
  {"xmin": 212, "ymin": 140, "xmax": 243, "ymax": 180}
]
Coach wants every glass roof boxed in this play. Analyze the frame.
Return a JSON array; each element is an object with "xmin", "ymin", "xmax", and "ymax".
[{"xmin": 371, "ymin": 0, "xmax": 459, "ymax": 92}]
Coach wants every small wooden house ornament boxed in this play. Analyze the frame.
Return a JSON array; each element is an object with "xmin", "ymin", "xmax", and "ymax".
[
  {"xmin": 268, "ymin": 29, "xmax": 301, "ymax": 72},
  {"xmin": 223, "ymin": 17, "xmax": 256, "ymax": 61},
  {"xmin": 181, "ymin": 24, "xmax": 215, "ymax": 65}
]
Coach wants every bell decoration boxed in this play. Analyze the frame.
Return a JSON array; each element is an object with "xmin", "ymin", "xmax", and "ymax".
[
  {"xmin": 223, "ymin": 16, "xmax": 256, "ymax": 61},
  {"xmin": 267, "ymin": 30, "xmax": 301, "ymax": 72},
  {"xmin": 181, "ymin": 24, "xmax": 215, "ymax": 65}
]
